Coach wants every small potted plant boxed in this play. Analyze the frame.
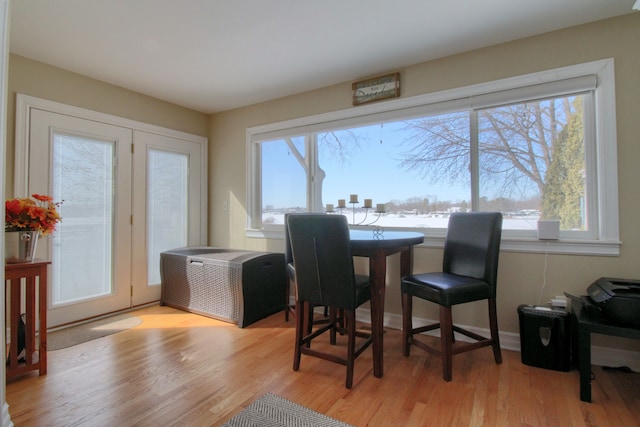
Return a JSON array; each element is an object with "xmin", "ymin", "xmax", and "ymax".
[{"xmin": 5, "ymin": 194, "xmax": 62, "ymax": 263}]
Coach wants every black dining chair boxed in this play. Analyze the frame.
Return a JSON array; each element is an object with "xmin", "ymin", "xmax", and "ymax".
[
  {"xmin": 283, "ymin": 213, "xmax": 330, "ymax": 327},
  {"xmin": 401, "ymin": 211, "xmax": 503, "ymax": 381},
  {"xmin": 287, "ymin": 213, "xmax": 373, "ymax": 388}
]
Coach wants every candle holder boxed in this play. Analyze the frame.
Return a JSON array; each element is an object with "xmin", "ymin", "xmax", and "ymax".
[
  {"xmin": 355, "ymin": 207, "xmax": 383, "ymax": 226},
  {"xmin": 327, "ymin": 194, "xmax": 385, "ymax": 227}
]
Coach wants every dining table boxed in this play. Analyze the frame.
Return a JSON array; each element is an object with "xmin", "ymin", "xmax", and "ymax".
[{"xmin": 349, "ymin": 229, "xmax": 424, "ymax": 378}]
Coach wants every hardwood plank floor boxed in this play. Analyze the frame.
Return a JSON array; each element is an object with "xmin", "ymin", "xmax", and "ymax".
[{"xmin": 6, "ymin": 305, "xmax": 640, "ymax": 426}]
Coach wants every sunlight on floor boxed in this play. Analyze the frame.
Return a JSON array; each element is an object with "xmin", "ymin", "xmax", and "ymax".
[{"xmin": 129, "ymin": 305, "xmax": 294, "ymax": 331}]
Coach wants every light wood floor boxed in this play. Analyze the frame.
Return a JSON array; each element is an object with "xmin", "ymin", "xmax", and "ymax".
[{"xmin": 6, "ymin": 304, "xmax": 640, "ymax": 427}]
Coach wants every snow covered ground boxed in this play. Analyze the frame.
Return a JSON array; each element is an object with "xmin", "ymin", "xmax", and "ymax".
[{"xmin": 263, "ymin": 211, "xmax": 540, "ymax": 230}]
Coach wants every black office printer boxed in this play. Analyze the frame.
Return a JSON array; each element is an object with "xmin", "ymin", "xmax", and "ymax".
[{"xmin": 587, "ymin": 277, "xmax": 640, "ymax": 327}]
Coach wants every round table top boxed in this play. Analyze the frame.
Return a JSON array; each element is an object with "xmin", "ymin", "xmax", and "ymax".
[{"xmin": 349, "ymin": 229, "xmax": 424, "ymax": 249}]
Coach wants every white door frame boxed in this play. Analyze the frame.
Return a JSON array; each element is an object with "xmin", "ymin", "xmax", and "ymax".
[
  {"xmin": 14, "ymin": 94, "xmax": 208, "ymax": 323},
  {"xmin": 1, "ymin": 0, "xmax": 11, "ymax": 424},
  {"xmin": 15, "ymin": 94, "xmax": 208, "ymax": 226}
]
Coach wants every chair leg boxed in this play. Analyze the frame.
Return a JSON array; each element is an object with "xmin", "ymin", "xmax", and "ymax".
[
  {"xmin": 401, "ymin": 291, "xmax": 412, "ymax": 356},
  {"xmin": 285, "ymin": 278, "xmax": 291, "ymax": 321},
  {"xmin": 345, "ymin": 309, "xmax": 356, "ymax": 389},
  {"xmin": 306, "ymin": 302, "xmax": 314, "ymax": 333},
  {"xmin": 301, "ymin": 302, "xmax": 314, "ymax": 348},
  {"xmin": 293, "ymin": 301, "xmax": 305, "ymax": 371},
  {"xmin": 329, "ymin": 307, "xmax": 338, "ymax": 345},
  {"xmin": 440, "ymin": 305, "xmax": 453, "ymax": 381},
  {"xmin": 488, "ymin": 298, "xmax": 502, "ymax": 364}
]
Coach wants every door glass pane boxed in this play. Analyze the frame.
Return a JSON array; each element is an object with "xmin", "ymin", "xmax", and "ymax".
[
  {"xmin": 52, "ymin": 134, "xmax": 114, "ymax": 305},
  {"xmin": 147, "ymin": 149, "xmax": 188, "ymax": 285}
]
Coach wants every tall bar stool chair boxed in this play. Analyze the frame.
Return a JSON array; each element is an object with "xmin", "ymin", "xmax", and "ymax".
[
  {"xmin": 401, "ymin": 212, "xmax": 503, "ymax": 381},
  {"xmin": 287, "ymin": 213, "xmax": 373, "ymax": 388},
  {"xmin": 284, "ymin": 213, "xmax": 330, "ymax": 325}
]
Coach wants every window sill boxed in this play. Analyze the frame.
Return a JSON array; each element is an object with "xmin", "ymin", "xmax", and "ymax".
[
  {"xmin": 422, "ymin": 235, "xmax": 620, "ymax": 256},
  {"xmin": 246, "ymin": 228, "xmax": 621, "ymax": 256}
]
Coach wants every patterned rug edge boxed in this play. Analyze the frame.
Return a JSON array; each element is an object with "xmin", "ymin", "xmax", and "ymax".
[{"xmin": 222, "ymin": 392, "xmax": 354, "ymax": 427}]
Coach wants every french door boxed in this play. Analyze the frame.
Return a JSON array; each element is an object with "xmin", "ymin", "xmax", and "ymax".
[
  {"xmin": 29, "ymin": 109, "xmax": 132, "ymax": 326},
  {"xmin": 24, "ymin": 102, "xmax": 206, "ymax": 327},
  {"xmin": 131, "ymin": 131, "xmax": 205, "ymax": 305}
]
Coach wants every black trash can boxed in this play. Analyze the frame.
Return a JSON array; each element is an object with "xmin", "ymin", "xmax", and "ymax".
[{"xmin": 518, "ymin": 304, "xmax": 571, "ymax": 371}]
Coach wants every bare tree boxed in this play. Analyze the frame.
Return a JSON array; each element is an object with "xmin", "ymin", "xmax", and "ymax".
[
  {"xmin": 397, "ymin": 98, "xmax": 579, "ymax": 204},
  {"xmin": 284, "ymin": 129, "xmax": 364, "ymax": 209}
]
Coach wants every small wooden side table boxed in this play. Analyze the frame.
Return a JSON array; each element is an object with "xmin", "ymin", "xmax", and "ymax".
[{"xmin": 5, "ymin": 259, "xmax": 51, "ymax": 379}]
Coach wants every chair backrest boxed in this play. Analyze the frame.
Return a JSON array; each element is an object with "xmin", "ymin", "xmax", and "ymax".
[
  {"xmin": 284, "ymin": 212, "xmax": 316, "ymax": 266},
  {"xmin": 286, "ymin": 214, "xmax": 357, "ymax": 309},
  {"xmin": 443, "ymin": 212, "xmax": 503, "ymax": 292},
  {"xmin": 284, "ymin": 213, "xmax": 294, "ymax": 266}
]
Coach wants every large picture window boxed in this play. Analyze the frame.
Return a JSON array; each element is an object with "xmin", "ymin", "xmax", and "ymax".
[{"xmin": 248, "ymin": 60, "xmax": 618, "ymax": 255}]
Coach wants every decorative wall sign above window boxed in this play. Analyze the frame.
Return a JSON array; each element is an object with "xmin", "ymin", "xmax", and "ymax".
[{"xmin": 352, "ymin": 72, "xmax": 400, "ymax": 106}]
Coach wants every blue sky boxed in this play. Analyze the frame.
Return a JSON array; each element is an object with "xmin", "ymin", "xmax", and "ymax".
[
  {"xmin": 262, "ymin": 122, "xmax": 470, "ymax": 209},
  {"xmin": 320, "ymin": 130, "xmax": 470, "ymax": 207}
]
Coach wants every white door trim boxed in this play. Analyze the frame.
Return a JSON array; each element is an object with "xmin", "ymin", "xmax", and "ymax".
[{"xmin": 14, "ymin": 94, "xmax": 208, "ymax": 240}]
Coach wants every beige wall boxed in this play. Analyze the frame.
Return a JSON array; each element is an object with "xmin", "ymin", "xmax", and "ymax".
[
  {"xmin": 208, "ymin": 13, "xmax": 640, "ymax": 351},
  {"xmin": 5, "ymin": 54, "xmax": 209, "ymax": 196}
]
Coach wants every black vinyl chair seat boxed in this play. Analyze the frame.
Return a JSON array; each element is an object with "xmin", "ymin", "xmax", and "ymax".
[
  {"xmin": 353, "ymin": 274, "xmax": 371, "ymax": 307},
  {"xmin": 402, "ymin": 272, "xmax": 491, "ymax": 306}
]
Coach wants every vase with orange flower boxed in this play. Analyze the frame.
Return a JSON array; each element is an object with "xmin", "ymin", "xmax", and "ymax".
[{"xmin": 5, "ymin": 194, "xmax": 62, "ymax": 263}]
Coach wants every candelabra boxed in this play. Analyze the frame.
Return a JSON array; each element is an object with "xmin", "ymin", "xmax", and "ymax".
[{"xmin": 325, "ymin": 194, "xmax": 385, "ymax": 228}]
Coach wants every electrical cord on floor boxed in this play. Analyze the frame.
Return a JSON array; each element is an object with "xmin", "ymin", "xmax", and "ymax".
[{"xmin": 593, "ymin": 365, "xmax": 637, "ymax": 382}]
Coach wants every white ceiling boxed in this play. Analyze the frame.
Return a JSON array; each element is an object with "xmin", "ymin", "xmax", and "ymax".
[{"xmin": 9, "ymin": 0, "xmax": 637, "ymax": 114}]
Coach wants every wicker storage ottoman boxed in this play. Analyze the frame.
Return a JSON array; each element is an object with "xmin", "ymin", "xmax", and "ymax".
[{"xmin": 160, "ymin": 247, "xmax": 285, "ymax": 327}]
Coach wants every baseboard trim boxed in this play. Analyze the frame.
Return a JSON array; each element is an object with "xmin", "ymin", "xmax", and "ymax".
[{"xmin": 354, "ymin": 307, "xmax": 640, "ymax": 372}]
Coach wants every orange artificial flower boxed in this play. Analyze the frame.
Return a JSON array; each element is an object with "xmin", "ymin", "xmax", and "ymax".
[{"xmin": 5, "ymin": 194, "xmax": 63, "ymax": 236}]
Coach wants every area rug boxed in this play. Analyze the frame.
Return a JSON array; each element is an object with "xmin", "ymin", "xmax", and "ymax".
[
  {"xmin": 48, "ymin": 313, "xmax": 142, "ymax": 350},
  {"xmin": 222, "ymin": 393, "xmax": 353, "ymax": 427}
]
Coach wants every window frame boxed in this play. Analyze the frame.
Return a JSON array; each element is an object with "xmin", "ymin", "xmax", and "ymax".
[{"xmin": 247, "ymin": 59, "xmax": 619, "ymax": 256}]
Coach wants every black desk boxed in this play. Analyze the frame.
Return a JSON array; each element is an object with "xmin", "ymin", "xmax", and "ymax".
[
  {"xmin": 349, "ymin": 229, "xmax": 424, "ymax": 378},
  {"xmin": 570, "ymin": 301, "xmax": 640, "ymax": 402}
]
